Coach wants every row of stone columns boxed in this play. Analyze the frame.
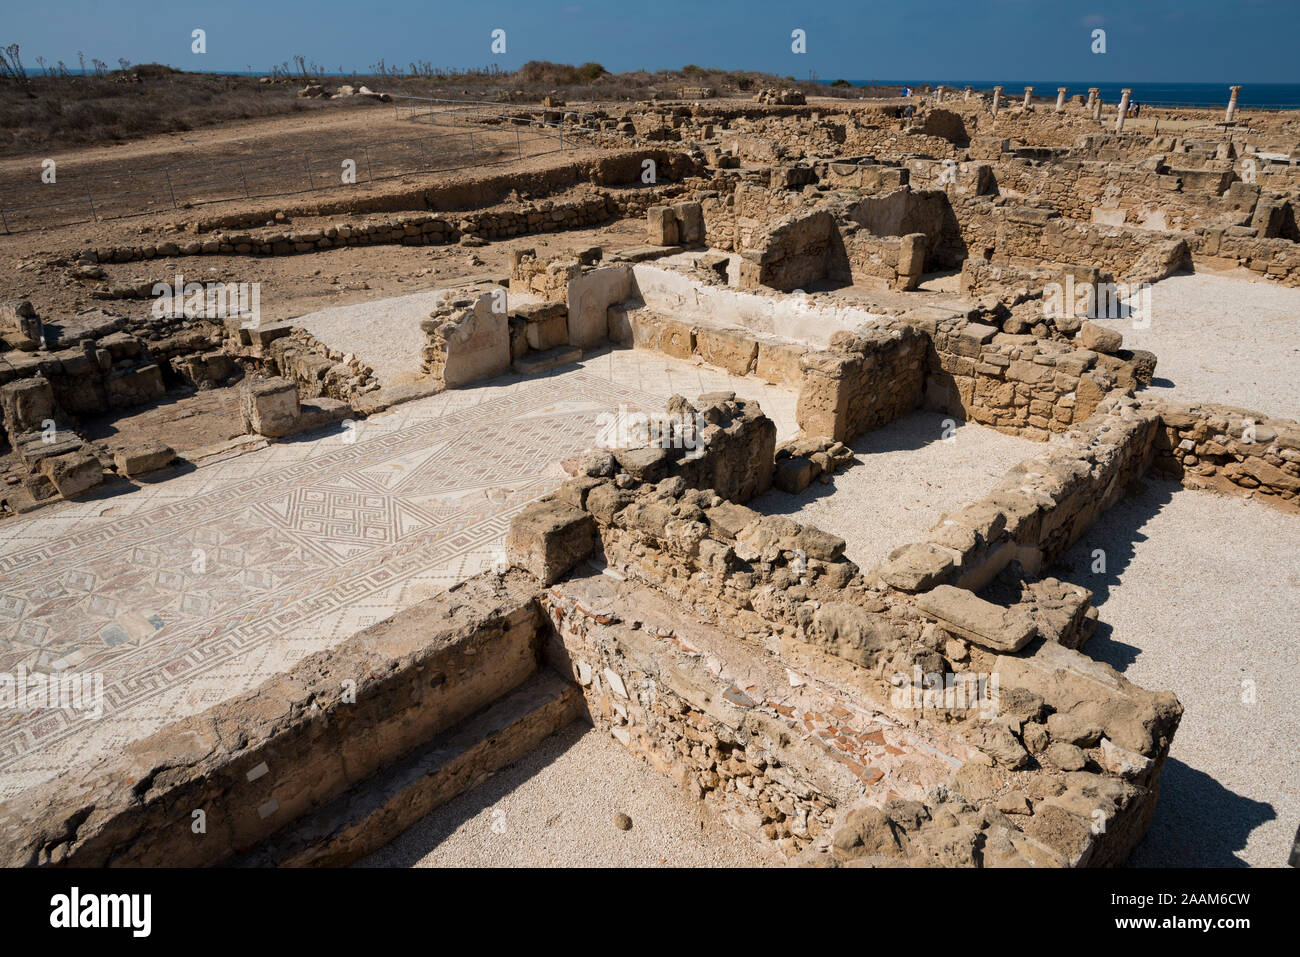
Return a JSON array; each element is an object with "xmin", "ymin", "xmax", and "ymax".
[{"xmin": 977, "ymin": 84, "xmax": 1245, "ymax": 124}]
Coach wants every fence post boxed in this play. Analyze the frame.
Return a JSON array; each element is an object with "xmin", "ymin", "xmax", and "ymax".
[
  {"xmin": 84, "ymin": 183, "xmax": 97, "ymax": 222},
  {"xmin": 164, "ymin": 170, "xmax": 178, "ymax": 209},
  {"xmin": 305, "ymin": 153, "xmax": 315, "ymax": 190},
  {"xmin": 516, "ymin": 126, "xmax": 521, "ymax": 159},
  {"xmin": 240, "ymin": 162, "xmax": 250, "ymax": 198},
  {"xmin": 364, "ymin": 147, "xmax": 374, "ymax": 183}
]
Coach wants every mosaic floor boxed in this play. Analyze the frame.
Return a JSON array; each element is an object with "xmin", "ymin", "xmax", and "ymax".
[{"xmin": 0, "ymin": 349, "xmax": 797, "ymax": 799}]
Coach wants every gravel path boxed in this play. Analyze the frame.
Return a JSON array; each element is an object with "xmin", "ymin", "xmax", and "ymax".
[
  {"xmin": 360, "ymin": 721, "xmax": 774, "ymax": 868},
  {"xmin": 1130, "ymin": 272, "xmax": 1300, "ymax": 419},
  {"xmin": 751, "ymin": 411, "xmax": 1036, "ymax": 573},
  {"xmin": 1050, "ymin": 479, "xmax": 1300, "ymax": 867}
]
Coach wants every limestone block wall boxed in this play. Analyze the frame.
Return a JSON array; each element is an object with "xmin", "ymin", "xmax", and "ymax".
[
  {"xmin": 1201, "ymin": 229, "xmax": 1300, "ymax": 284},
  {"xmin": 918, "ymin": 313, "xmax": 1151, "ymax": 440},
  {"xmin": 736, "ymin": 208, "xmax": 839, "ymax": 292},
  {"xmin": 1151, "ymin": 400, "xmax": 1300, "ymax": 508},
  {"xmin": 264, "ymin": 328, "xmax": 378, "ymax": 403},
  {"xmin": 795, "ymin": 323, "xmax": 927, "ymax": 442}
]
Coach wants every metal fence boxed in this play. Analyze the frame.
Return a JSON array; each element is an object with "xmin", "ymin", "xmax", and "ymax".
[{"xmin": 0, "ymin": 104, "xmax": 586, "ymax": 234}]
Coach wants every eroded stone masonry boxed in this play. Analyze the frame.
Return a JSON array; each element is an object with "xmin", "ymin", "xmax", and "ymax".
[{"xmin": 2, "ymin": 86, "xmax": 1297, "ymax": 868}]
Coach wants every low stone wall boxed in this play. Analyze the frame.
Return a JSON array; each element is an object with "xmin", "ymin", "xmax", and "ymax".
[
  {"xmin": 1200, "ymin": 229, "xmax": 1300, "ymax": 284},
  {"xmin": 1152, "ymin": 400, "xmax": 1300, "ymax": 508},
  {"xmin": 952, "ymin": 200, "xmax": 1194, "ymax": 283},
  {"xmin": 0, "ymin": 570, "xmax": 546, "ymax": 867},
  {"xmin": 185, "ymin": 148, "xmax": 701, "ymax": 232},
  {"xmin": 875, "ymin": 395, "xmax": 1160, "ymax": 594},
  {"xmin": 916, "ymin": 312, "xmax": 1149, "ymax": 440},
  {"xmin": 80, "ymin": 187, "xmax": 685, "ymax": 267}
]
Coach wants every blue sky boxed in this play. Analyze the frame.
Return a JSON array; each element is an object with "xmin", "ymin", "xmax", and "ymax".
[{"xmin": 5, "ymin": 0, "xmax": 1296, "ymax": 82}]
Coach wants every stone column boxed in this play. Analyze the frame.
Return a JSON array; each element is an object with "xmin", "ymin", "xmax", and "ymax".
[
  {"xmin": 1116, "ymin": 88, "xmax": 1132, "ymax": 132},
  {"xmin": 1055, "ymin": 87, "xmax": 1068, "ymax": 112},
  {"xmin": 1023, "ymin": 86, "xmax": 1034, "ymax": 108},
  {"xmin": 1086, "ymin": 87, "xmax": 1099, "ymax": 110},
  {"xmin": 935, "ymin": 85, "xmax": 944, "ymax": 104},
  {"xmin": 964, "ymin": 86, "xmax": 973, "ymax": 101},
  {"xmin": 1226, "ymin": 85, "xmax": 1242, "ymax": 122},
  {"xmin": 991, "ymin": 86, "xmax": 1003, "ymax": 116},
  {"xmin": 1093, "ymin": 94, "xmax": 1104, "ymax": 122}
]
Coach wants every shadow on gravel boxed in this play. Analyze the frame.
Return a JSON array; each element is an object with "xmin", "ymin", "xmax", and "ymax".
[
  {"xmin": 1126, "ymin": 758, "xmax": 1275, "ymax": 867},
  {"xmin": 1047, "ymin": 477, "xmax": 1181, "ymax": 672},
  {"xmin": 354, "ymin": 720, "xmax": 589, "ymax": 868},
  {"xmin": 750, "ymin": 410, "xmax": 987, "ymax": 517}
]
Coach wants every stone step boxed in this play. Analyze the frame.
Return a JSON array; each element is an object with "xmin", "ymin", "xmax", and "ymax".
[
  {"xmin": 232, "ymin": 671, "xmax": 583, "ymax": 867},
  {"xmin": 513, "ymin": 345, "xmax": 582, "ymax": 376}
]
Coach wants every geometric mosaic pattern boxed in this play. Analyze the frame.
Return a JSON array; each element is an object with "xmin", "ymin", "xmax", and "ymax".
[{"xmin": 0, "ymin": 353, "xmax": 797, "ymax": 799}]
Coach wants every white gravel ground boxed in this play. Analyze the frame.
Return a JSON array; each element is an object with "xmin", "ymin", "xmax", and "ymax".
[
  {"xmin": 751, "ymin": 411, "xmax": 1037, "ymax": 573},
  {"xmin": 360, "ymin": 721, "xmax": 774, "ymax": 868},
  {"xmin": 292, "ymin": 288, "xmax": 447, "ymax": 386},
  {"xmin": 1050, "ymin": 479, "xmax": 1300, "ymax": 867},
  {"xmin": 1129, "ymin": 272, "xmax": 1300, "ymax": 419}
]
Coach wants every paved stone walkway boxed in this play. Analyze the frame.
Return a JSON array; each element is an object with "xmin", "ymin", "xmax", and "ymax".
[{"xmin": 0, "ymin": 349, "xmax": 796, "ymax": 800}]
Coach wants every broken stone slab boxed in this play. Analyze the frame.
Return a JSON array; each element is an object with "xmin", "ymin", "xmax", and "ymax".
[
  {"xmin": 40, "ymin": 449, "xmax": 105, "ymax": 499},
  {"xmin": 0, "ymin": 377, "xmax": 59, "ymax": 436},
  {"xmin": 113, "ymin": 441, "xmax": 176, "ymax": 478},
  {"xmin": 505, "ymin": 498, "xmax": 595, "ymax": 586},
  {"xmin": 1078, "ymin": 321, "xmax": 1123, "ymax": 355},
  {"xmin": 993, "ymin": 642, "xmax": 1182, "ymax": 757},
  {"xmin": 703, "ymin": 501, "xmax": 760, "ymax": 541},
  {"xmin": 1098, "ymin": 737, "xmax": 1155, "ymax": 784},
  {"xmin": 877, "ymin": 543, "xmax": 955, "ymax": 592},
  {"xmin": 647, "ymin": 205, "xmax": 679, "ymax": 246},
  {"xmin": 773, "ymin": 455, "xmax": 818, "ymax": 494},
  {"xmin": 613, "ymin": 446, "xmax": 671, "ymax": 484},
  {"xmin": 16, "ymin": 432, "xmax": 84, "ymax": 466},
  {"xmin": 240, "ymin": 377, "xmax": 300, "ymax": 437},
  {"xmin": 915, "ymin": 585, "xmax": 1037, "ymax": 652},
  {"xmin": 608, "ymin": 244, "xmax": 686, "ymax": 263},
  {"xmin": 297, "ymin": 397, "xmax": 353, "ymax": 434}
]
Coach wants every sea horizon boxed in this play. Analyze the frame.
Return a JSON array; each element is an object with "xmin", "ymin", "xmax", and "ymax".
[{"xmin": 828, "ymin": 80, "xmax": 1300, "ymax": 110}]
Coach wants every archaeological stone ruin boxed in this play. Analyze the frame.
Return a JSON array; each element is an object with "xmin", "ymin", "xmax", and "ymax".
[{"xmin": 0, "ymin": 57, "xmax": 1297, "ymax": 879}]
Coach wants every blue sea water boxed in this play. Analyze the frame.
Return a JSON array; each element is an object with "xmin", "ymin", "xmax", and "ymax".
[{"xmin": 831, "ymin": 81, "xmax": 1300, "ymax": 110}]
